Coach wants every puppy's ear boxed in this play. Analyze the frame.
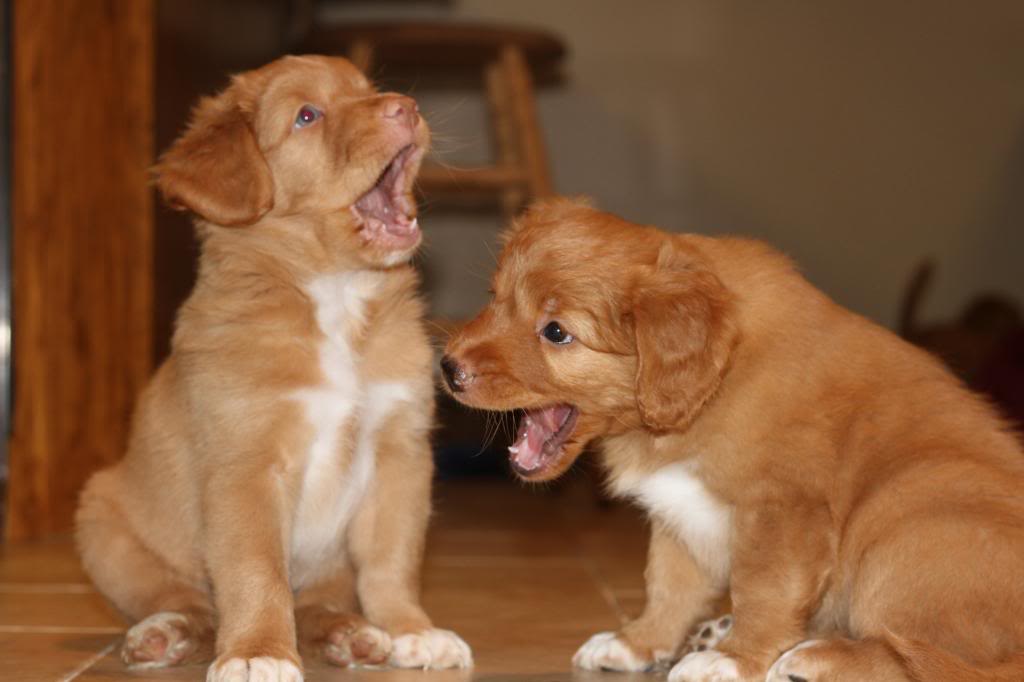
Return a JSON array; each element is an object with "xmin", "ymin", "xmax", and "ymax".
[
  {"xmin": 631, "ymin": 243, "xmax": 738, "ymax": 432},
  {"xmin": 153, "ymin": 82, "xmax": 274, "ymax": 227}
]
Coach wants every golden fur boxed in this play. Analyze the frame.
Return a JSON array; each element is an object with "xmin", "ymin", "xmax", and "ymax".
[
  {"xmin": 76, "ymin": 56, "xmax": 470, "ymax": 681},
  {"xmin": 443, "ymin": 199, "xmax": 1024, "ymax": 682}
]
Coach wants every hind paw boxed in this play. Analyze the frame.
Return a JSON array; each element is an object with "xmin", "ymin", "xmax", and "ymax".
[
  {"xmin": 122, "ymin": 611, "xmax": 201, "ymax": 669},
  {"xmin": 765, "ymin": 641, "xmax": 826, "ymax": 682},
  {"xmin": 683, "ymin": 615, "xmax": 734, "ymax": 654},
  {"xmin": 324, "ymin": 622, "xmax": 391, "ymax": 667}
]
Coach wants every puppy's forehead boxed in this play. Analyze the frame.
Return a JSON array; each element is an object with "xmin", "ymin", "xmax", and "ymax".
[
  {"xmin": 494, "ymin": 249, "xmax": 600, "ymax": 317},
  {"xmin": 264, "ymin": 55, "xmax": 373, "ymax": 101}
]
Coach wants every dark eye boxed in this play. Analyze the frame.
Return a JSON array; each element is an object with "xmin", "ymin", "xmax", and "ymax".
[
  {"xmin": 541, "ymin": 321, "xmax": 573, "ymax": 345},
  {"xmin": 294, "ymin": 105, "xmax": 322, "ymax": 128}
]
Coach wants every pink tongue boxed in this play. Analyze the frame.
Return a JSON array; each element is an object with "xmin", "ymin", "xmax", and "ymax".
[
  {"xmin": 509, "ymin": 405, "xmax": 572, "ymax": 472},
  {"xmin": 356, "ymin": 186, "xmax": 416, "ymax": 236}
]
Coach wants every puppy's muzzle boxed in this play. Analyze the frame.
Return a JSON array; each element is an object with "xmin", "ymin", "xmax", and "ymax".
[{"xmin": 440, "ymin": 355, "xmax": 470, "ymax": 393}]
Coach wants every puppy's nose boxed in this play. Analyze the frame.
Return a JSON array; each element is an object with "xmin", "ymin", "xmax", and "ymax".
[
  {"xmin": 380, "ymin": 95, "xmax": 419, "ymax": 131},
  {"xmin": 440, "ymin": 355, "xmax": 469, "ymax": 393}
]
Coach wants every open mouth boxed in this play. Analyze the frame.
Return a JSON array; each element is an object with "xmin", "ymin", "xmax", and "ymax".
[
  {"xmin": 507, "ymin": 404, "xmax": 579, "ymax": 478},
  {"xmin": 352, "ymin": 144, "xmax": 420, "ymax": 250}
]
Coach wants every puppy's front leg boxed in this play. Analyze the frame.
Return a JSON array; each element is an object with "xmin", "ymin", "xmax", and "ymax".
[
  {"xmin": 348, "ymin": 413, "xmax": 472, "ymax": 670},
  {"xmin": 204, "ymin": 469, "xmax": 302, "ymax": 682},
  {"xmin": 669, "ymin": 500, "xmax": 832, "ymax": 682},
  {"xmin": 575, "ymin": 520, "xmax": 721, "ymax": 672}
]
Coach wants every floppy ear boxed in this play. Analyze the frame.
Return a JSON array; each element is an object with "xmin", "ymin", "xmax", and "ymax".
[
  {"xmin": 631, "ymin": 246, "xmax": 738, "ymax": 432},
  {"xmin": 153, "ymin": 87, "xmax": 274, "ymax": 227}
]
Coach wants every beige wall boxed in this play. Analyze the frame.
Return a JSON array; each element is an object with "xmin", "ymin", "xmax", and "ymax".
[{"xmin": 326, "ymin": 0, "xmax": 1024, "ymax": 327}]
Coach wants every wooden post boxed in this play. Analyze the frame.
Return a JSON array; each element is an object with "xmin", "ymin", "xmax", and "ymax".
[
  {"xmin": 348, "ymin": 38, "xmax": 375, "ymax": 76},
  {"xmin": 6, "ymin": 0, "xmax": 155, "ymax": 540},
  {"xmin": 501, "ymin": 45, "xmax": 553, "ymax": 201},
  {"xmin": 485, "ymin": 58, "xmax": 525, "ymax": 218}
]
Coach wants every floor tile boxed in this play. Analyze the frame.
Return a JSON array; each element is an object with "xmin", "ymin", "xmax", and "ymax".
[
  {"xmin": 1, "ymin": 478, "xmax": 655, "ymax": 680},
  {"xmin": 0, "ymin": 589, "xmax": 124, "ymax": 631},
  {"xmin": 0, "ymin": 631, "xmax": 119, "ymax": 680},
  {"xmin": 0, "ymin": 537, "xmax": 90, "ymax": 584}
]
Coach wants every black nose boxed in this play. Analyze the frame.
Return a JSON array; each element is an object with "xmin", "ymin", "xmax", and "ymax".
[{"xmin": 440, "ymin": 355, "xmax": 465, "ymax": 393}]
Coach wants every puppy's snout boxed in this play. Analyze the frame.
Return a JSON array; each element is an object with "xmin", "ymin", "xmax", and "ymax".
[
  {"xmin": 440, "ymin": 355, "xmax": 470, "ymax": 393},
  {"xmin": 380, "ymin": 95, "xmax": 420, "ymax": 131}
]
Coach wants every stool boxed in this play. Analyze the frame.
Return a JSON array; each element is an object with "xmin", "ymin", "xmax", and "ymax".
[{"xmin": 297, "ymin": 21, "xmax": 566, "ymax": 217}]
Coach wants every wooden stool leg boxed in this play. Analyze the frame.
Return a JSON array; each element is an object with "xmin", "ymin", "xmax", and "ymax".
[
  {"xmin": 348, "ymin": 38, "xmax": 375, "ymax": 75},
  {"xmin": 501, "ymin": 45, "xmax": 553, "ymax": 201},
  {"xmin": 485, "ymin": 59, "xmax": 525, "ymax": 219}
]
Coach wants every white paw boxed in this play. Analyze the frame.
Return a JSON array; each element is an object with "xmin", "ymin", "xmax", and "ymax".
[
  {"xmin": 572, "ymin": 631, "xmax": 652, "ymax": 672},
  {"xmin": 668, "ymin": 650, "xmax": 741, "ymax": 682},
  {"xmin": 684, "ymin": 615, "xmax": 733, "ymax": 654},
  {"xmin": 206, "ymin": 657, "xmax": 303, "ymax": 682},
  {"xmin": 122, "ymin": 611, "xmax": 197, "ymax": 668},
  {"xmin": 765, "ymin": 640, "xmax": 824, "ymax": 682},
  {"xmin": 389, "ymin": 629, "xmax": 472, "ymax": 669}
]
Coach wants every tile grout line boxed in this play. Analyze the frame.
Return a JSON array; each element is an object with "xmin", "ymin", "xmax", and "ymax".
[
  {"xmin": 0, "ymin": 625, "xmax": 124, "ymax": 634},
  {"xmin": 59, "ymin": 640, "xmax": 118, "ymax": 682},
  {"xmin": 0, "ymin": 582, "xmax": 95, "ymax": 593}
]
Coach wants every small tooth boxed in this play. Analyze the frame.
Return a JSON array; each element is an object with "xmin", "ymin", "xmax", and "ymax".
[
  {"xmin": 508, "ymin": 446, "xmax": 520, "ymax": 454},
  {"xmin": 409, "ymin": 217, "xmax": 419, "ymax": 230}
]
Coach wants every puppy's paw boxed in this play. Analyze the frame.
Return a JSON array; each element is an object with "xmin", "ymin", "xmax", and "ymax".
[
  {"xmin": 206, "ymin": 656, "xmax": 303, "ymax": 682},
  {"xmin": 122, "ymin": 611, "xmax": 200, "ymax": 669},
  {"xmin": 668, "ymin": 650, "xmax": 742, "ymax": 682},
  {"xmin": 765, "ymin": 640, "xmax": 825, "ymax": 682},
  {"xmin": 389, "ymin": 629, "xmax": 472, "ymax": 669},
  {"xmin": 324, "ymin": 622, "xmax": 391, "ymax": 667},
  {"xmin": 683, "ymin": 615, "xmax": 733, "ymax": 654},
  {"xmin": 572, "ymin": 631, "xmax": 653, "ymax": 672}
]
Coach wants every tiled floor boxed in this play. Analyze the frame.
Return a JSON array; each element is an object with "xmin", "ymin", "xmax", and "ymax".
[{"xmin": 1, "ymin": 477, "xmax": 662, "ymax": 681}]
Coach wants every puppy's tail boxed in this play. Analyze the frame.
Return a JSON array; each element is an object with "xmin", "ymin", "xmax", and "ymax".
[{"xmin": 887, "ymin": 632, "xmax": 1024, "ymax": 682}]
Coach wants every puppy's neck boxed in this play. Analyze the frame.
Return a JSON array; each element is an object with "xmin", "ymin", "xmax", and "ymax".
[{"xmin": 196, "ymin": 211, "xmax": 388, "ymax": 281}]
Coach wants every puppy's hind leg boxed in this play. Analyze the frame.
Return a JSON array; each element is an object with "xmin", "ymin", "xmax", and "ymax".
[
  {"xmin": 765, "ymin": 638, "xmax": 911, "ymax": 682},
  {"xmin": 76, "ymin": 468, "xmax": 214, "ymax": 668}
]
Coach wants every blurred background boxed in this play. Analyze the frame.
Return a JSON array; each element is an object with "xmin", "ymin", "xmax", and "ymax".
[{"xmin": 3, "ymin": 0, "xmax": 1023, "ymax": 540}]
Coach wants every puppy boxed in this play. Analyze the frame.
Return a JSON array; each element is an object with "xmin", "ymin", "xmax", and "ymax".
[
  {"xmin": 442, "ymin": 199, "xmax": 1024, "ymax": 682},
  {"xmin": 75, "ymin": 55, "xmax": 471, "ymax": 681}
]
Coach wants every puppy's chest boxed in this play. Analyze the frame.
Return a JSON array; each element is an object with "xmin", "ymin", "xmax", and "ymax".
[
  {"xmin": 616, "ymin": 462, "xmax": 733, "ymax": 587},
  {"xmin": 289, "ymin": 272, "xmax": 410, "ymax": 581}
]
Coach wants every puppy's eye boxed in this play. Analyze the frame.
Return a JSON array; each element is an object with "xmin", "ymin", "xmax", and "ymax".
[
  {"xmin": 541, "ymin": 321, "xmax": 573, "ymax": 345},
  {"xmin": 294, "ymin": 105, "xmax": 322, "ymax": 128}
]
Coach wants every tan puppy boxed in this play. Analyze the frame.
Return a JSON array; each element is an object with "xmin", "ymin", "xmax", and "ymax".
[
  {"xmin": 75, "ymin": 55, "xmax": 471, "ymax": 681},
  {"xmin": 441, "ymin": 199, "xmax": 1024, "ymax": 682}
]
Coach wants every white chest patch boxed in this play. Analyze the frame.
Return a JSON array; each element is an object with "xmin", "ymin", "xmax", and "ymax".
[
  {"xmin": 618, "ymin": 462, "xmax": 733, "ymax": 587},
  {"xmin": 289, "ymin": 271, "xmax": 411, "ymax": 587}
]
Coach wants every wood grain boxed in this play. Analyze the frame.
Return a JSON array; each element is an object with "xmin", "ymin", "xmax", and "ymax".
[{"xmin": 6, "ymin": 0, "xmax": 155, "ymax": 540}]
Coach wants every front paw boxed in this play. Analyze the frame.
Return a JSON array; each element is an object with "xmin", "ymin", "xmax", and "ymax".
[
  {"xmin": 389, "ymin": 629, "xmax": 472, "ymax": 669},
  {"xmin": 206, "ymin": 656, "xmax": 302, "ymax": 682},
  {"xmin": 572, "ymin": 631, "xmax": 655, "ymax": 672},
  {"xmin": 668, "ymin": 650, "xmax": 743, "ymax": 682}
]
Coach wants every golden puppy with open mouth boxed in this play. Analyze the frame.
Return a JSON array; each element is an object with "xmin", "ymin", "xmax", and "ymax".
[
  {"xmin": 442, "ymin": 198, "xmax": 1024, "ymax": 682},
  {"xmin": 75, "ymin": 56, "xmax": 471, "ymax": 681}
]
